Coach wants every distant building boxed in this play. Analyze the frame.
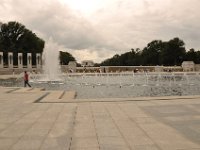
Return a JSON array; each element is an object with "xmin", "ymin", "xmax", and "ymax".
[
  {"xmin": 81, "ymin": 60, "xmax": 94, "ymax": 67},
  {"xmin": 68, "ymin": 61, "xmax": 77, "ymax": 72},
  {"xmin": 182, "ymin": 61, "xmax": 195, "ymax": 71}
]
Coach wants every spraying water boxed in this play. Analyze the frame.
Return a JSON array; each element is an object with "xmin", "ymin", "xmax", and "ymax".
[{"xmin": 42, "ymin": 38, "xmax": 61, "ymax": 81}]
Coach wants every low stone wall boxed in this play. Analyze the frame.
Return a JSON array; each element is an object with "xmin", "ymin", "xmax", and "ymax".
[
  {"xmin": 0, "ymin": 68, "xmax": 42, "ymax": 75},
  {"xmin": 2, "ymin": 65, "xmax": 200, "ymax": 75}
]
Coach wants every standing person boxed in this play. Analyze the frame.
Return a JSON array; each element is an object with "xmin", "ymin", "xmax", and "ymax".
[{"xmin": 24, "ymin": 71, "xmax": 31, "ymax": 87}]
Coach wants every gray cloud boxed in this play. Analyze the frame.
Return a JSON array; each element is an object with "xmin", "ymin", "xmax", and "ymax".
[{"xmin": 0, "ymin": 0, "xmax": 200, "ymax": 63}]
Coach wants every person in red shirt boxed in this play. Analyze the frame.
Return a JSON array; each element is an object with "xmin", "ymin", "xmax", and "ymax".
[{"xmin": 24, "ymin": 71, "xmax": 31, "ymax": 87}]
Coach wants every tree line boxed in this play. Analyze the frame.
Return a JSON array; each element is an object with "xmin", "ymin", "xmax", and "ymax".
[
  {"xmin": 1, "ymin": 21, "xmax": 200, "ymax": 67},
  {"xmin": 0, "ymin": 21, "xmax": 76, "ymax": 66},
  {"xmin": 100, "ymin": 38, "xmax": 200, "ymax": 66},
  {"xmin": 0, "ymin": 21, "xmax": 44, "ymax": 65}
]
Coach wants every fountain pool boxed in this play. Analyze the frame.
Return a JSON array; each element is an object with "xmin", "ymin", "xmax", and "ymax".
[{"xmin": 1, "ymin": 72, "xmax": 200, "ymax": 99}]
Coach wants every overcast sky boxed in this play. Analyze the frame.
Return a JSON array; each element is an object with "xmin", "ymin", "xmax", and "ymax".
[{"xmin": 1, "ymin": 0, "xmax": 200, "ymax": 63}]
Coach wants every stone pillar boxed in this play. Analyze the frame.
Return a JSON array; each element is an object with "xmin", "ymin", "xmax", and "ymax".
[
  {"xmin": 36, "ymin": 53, "xmax": 41, "ymax": 69},
  {"xmin": 18, "ymin": 53, "xmax": 23, "ymax": 68},
  {"xmin": 0, "ymin": 52, "xmax": 3, "ymax": 68},
  {"xmin": 27, "ymin": 53, "xmax": 32, "ymax": 69},
  {"xmin": 8, "ymin": 52, "xmax": 13, "ymax": 68}
]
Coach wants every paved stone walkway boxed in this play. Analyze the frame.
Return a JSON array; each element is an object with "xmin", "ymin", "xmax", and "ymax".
[{"xmin": 1, "ymin": 87, "xmax": 200, "ymax": 150}]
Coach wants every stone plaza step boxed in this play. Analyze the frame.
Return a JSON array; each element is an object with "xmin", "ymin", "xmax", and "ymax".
[
  {"xmin": 41, "ymin": 91, "xmax": 64, "ymax": 102},
  {"xmin": 41, "ymin": 90, "xmax": 76, "ymax": 102},
  {"xmin": 60, "ymin": 91, "xmax": 76, "ymax": 101},
  {"xmin": 13, "ymin": 88, "xmax": 45, "ymax": 93},
  {"xmin": 14, "ymin": 88, "xmax": 33, "ymax": 93},
  {"xmin": 0, "ymin": 87, "xmax": 19, "ymax": 93},
  {"xmin": 29, "ymin": 88, "xmax": 45, "ymax": 92}
]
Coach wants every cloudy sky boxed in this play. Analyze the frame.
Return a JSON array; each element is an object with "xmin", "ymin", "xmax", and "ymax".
[{"xmin": 0, "ymin": 0, "xmax": 200, "ymax": 63}]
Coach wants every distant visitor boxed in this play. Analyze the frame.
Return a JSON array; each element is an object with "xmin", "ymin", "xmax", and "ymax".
[{"xmin": 24, "ymin": 71, "xmax": 31, "ymax": 87}]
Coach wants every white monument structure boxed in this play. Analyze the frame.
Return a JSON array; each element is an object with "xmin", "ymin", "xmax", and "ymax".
[
  {"xmin": 182, "ymin": 61, "xmax": 195, "ymax": 71},
  {"xmin": 0, "ymin": 52, "xmax": 3, "ymax": 68},
  {"xmin": 8, "ymin": 52, "xmax": 13, "ymax": 68},
  {"xmin": 36, "ymin": 53, "xmax": 41, "ymax": 69},
  {"xmin": 18, "ymin": 53, "xmax": 23, "ymax": 68},
  {"xmin": 81, "ymin": 60, "xmax": 94, "ymax": 67},
  {"xmin": 0, "ymin": 51, "xmax": 42, "ymax": 73},
  {"xmin": 27, "ymin": 53, "xmax": 32, "ymax": 69},
  {"xmin": 68, "ymin": 61, "xmax": 77, "ymax": 72}
]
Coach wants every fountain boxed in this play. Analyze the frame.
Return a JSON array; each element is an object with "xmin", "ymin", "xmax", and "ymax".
[
  {"xmin": 3, "ymin": 38, "xmax": 198, "ymax": 99},
  {"xmin": 32, "ymin": 38, "xmax": 61, "ymax": 84},
  {"xmin": 40, "ymin": 38, "xmax": 62, "ymax": 83},
  {"xmin": 2, "ymin": 70, "xmax": 200, "ymax": 98}
]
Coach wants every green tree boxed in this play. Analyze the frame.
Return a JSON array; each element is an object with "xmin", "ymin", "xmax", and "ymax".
[
  {"xmin": 100, "ymin": 49, "xmax": 142, "ymax": 66},
  {"xmin": 0, "ymin": 21, "xmax": 44, "ymax": 65},
  {"xmin": 101, "ymin": 54, "xmax": 121, "ymax": 66},
  {"xmin": 100, "ymin": 37, "xmax": 198, "ymax": 66},
  {"xmin": 195, "ymin": 51, "xmax": 200, "ymax": 64},
  {"xmin": 128, "ymin": 48, "xmax": 142, "ymax": 65},
  {"xmin": 59, "ymin": 51, "xmax": 76, "ymax": 65},
  {"xmin": 123, "ymin": 49, "xmax": 136, "ymax": 65},
  {"xmin": 141, "ymin": 40, "xmax": 163, "ymax": 65},
  {"xmin": 161, "ymin": 37, "xmax": 186, "ymax": 65},
  {"xmin": 185, "ymin": 48, "xmax": 197, "ymax": 62}
]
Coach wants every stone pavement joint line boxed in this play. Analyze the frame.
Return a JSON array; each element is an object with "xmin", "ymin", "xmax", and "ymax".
[
  {"xmin": 39, "ymin": 96, "xmax": 200, "ymax": 104},
  {"xmin": 34, "ymin": 92, "xmax": 50, "ymax": 103},
  {"xmin": 0, "ymin": 87, "xmax": 200, "ymax": 150},
  {"xmin": 6, "ymin": 88, "xmax": 20, "ymax": 93},
  {"xmin": 68, "ymin": 106, "xmax": 78, "ymax": 150},
  {"xmin": 61, "ymin": 91, "xmax": 77, "ymax": 100}
]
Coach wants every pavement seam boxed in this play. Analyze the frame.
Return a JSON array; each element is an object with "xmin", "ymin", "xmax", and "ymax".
[
  {"xmin": 58, "ymin": 91, "xmax": 65, "ymax": 99},
  {"xmin": 8, "ymin": 104, "xmax": 53, "ymax": 150},
  {"xmin": 90, "ymin": 102, "xmax": 101, "ymax": 150},
  {"xmin": 0, "ymin": 104, "xmax": 39, "ymax": 135},
  {"xmin": 68, "ymin": 105, "xmax": 78, "ymax": 150},
  {"xmin": 38, "ymin": 104, "xmax": 66, "ymax": 150},
  {"xmin": 104, "ymin": 103, "xmax": 132, "ymax": 150},
  {"xmin": 33, "ymin": 92, "xmax": 50, "ymax": 103},
  {"xmin": 35, "ymin": 96, "xmax": 200, "ymax": 104},
  {"xmin": 6, "ymin": 88, "xmax": 20, "ymax": 93},
  {"xmin": 117, "ymin": 103, "xmax": 162, "ymax": 150}
]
